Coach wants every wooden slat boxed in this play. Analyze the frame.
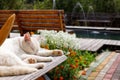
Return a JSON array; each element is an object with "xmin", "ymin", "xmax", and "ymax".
[
  {"xmin": 19, "ymin": 19, "xmax": 60, "ymax": 23},
  {"xmin": 18, "ymin": 15, "xmax": 63, "ymax": 19},
  {"xmin": 0, "ymin": 55, "xmax": 67, "ymax": 80},
  {"xmin": 82, "ymin": 39, "xmax": 98, "ymax": 50},
  {"xmin": 111, "ymin": 40, "xmax": 118, "ymax": 45},
  {"xmin": 80, "ymin": 39, "xmax": 94, "ymax": 50},
  {"xmin": 0, "ymin": 14, "xmax": 13, "ymax": 17},
  {"xmin": 0, "ymin": 10, "xmax": 16, "ymax": 14},
  {"xmin": 22, "ymin": 27, "xmax": 63, "ymax": 31},
  {"xmin": 82, "ymin": 39, "xmax": 96, "ymax": 49},
  {"xmin": 117, "ymin": 41, "xmax": 120, "ymax": 45},
  {"xmin": 93, "ymin": 39, "xmax": 107, "ymax": 51},
  {"xmin": 18, "ymin": 10, "xmax": 64, "ymax": 14},
  {"xmin": 114, "ymin": 40, "xmax": 119, "ymax": 46},
  {"xmin": 21, "ymin": 23, "xmax": 61, "ymax": 27},
  {"xmin": 0, "ymin": 19, "xmax": 8, "ymax": 22},
  {"xmin": 88, "ymin": 39, "xmax": 103, "ymax": 51},
  {"xmin": 107, "ymin": 40, "xmax": 114, "ymax": 45}
]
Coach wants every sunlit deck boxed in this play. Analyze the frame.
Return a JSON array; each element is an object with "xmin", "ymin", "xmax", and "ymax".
[{"xmin": 79, "ymin": 38, "xmax": 120, "ymax": 52}]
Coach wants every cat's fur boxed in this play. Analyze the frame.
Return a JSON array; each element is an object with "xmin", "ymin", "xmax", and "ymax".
[{"xmin": 0, "ymin": 32, "xmax": 63, "ymax": 76}]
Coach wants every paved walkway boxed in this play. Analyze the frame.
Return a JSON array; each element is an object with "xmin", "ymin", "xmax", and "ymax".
[{"xmin": 80, "ymin": 52, "xmax": 120, "ymax": 80}]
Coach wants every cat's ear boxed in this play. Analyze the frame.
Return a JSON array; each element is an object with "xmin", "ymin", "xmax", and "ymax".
[{"xmin": 24, "ymin": 32, "xmax": 31, "ymax": 41}]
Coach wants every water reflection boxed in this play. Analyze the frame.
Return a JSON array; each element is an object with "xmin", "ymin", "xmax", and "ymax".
[{"xmin": 74, "ymin": 29, "xmax": 120, "ymax": 40}]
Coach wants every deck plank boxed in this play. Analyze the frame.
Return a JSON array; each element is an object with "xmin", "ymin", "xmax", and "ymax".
[
  {"xmin": 93, "ymin": 39, "xmax": 108, "ymax": 51},
  {"xmin": 83, "ymin": 39, "xmax": 100, "ymax": 50},
  {"xmin": 78, "ymin": 38, "xmax": 120, "ymax": 52},
  {"xmin": 91, "ymin": 39, "xmax": 105, "ymax": 51},
  {"xmin": 79, "ymin": 39, "xmax": 94, "ymax": 50}
]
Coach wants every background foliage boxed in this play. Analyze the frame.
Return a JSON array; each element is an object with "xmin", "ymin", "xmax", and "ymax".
[
  {"xmin": 0, "ymin": 0, "xmax": 120, "ymax": 13},
  {"xmin": 0, "ymin": 0, "xmax": 26, "ymax": 9}
]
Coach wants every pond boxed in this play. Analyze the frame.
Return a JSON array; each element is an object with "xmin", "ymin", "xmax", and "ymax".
[{"xmin": 66, "ymin": 26, "xmax": 120, "ymax": 40}]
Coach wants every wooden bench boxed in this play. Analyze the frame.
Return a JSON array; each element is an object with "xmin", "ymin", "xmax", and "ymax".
[
  {"xmin": 0, "ymin": 10, "xmax": 66, "ymax": 36},
  {"xmin": 16, "ymin": 10, "xmax": 66, "ymax": 36},
  {"xmin": 0, "ymin": 10, "xmax": 19, "ymax": 31}
]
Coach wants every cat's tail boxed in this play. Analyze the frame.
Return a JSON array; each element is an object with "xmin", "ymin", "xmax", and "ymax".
[{"xmin": 0, "ymin": 66, "xmax": 38, "ymax": 76}]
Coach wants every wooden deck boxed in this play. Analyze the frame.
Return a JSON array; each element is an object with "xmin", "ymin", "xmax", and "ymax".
[{"xmin": 78, "ymin": 38, "xmax": 120, "ymax": 52}]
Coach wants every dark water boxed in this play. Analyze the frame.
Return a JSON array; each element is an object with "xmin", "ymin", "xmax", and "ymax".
[{"xmin": 74, "ymin": 29, "xmax": 120, "ymax": 40}]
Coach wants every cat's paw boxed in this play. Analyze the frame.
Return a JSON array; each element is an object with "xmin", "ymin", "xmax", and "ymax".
[
  {"xmin": 47, "ymin": 57, "xmax": 53, "ymax": 62},
  {"xmin": 24, "ymin": 57, "xmax": 37, "ymax": 64},
  {"xmin": 52, "ymin": 50, "xmax": 64, "ymax": 56},
  {"xmin": 37, "ymin": 63, "xmax": 45, "ymax": 69}
]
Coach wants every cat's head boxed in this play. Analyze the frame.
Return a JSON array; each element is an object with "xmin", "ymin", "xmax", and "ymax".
[{"xmin": 20, "ymin": 32, "xmax": 40, "ymax": 54}]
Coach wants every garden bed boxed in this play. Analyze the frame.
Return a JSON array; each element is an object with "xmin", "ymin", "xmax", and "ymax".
[{"xmin": 37, "ymin": 30, "xmax": 97, "ymax": 80}]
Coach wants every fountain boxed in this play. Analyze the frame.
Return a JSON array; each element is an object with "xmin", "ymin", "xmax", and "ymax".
[
  {"xmin": 87, "ymin": 5, "xmax": 95, "ymax": 20},
  {"xmin": 71, "ymin": 2, "xmax": 89, "ymax": 37},
  {"xmin": 71, "ymin": 2, "xmax": 87, "ymax": 26},
  {"xmin": 52, "ymin": 0, "xmax": 56, "ymax": 9}
]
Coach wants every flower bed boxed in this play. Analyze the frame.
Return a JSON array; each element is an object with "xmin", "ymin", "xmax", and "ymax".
[{"xmin": 38, "ymin": 30, "xmax": 96, "ymax": 80}]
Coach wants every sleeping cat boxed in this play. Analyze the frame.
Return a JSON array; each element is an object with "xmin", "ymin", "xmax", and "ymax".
[{"xmin": 0, "ymin": 32, "xmax": 63, "ymax": 76}]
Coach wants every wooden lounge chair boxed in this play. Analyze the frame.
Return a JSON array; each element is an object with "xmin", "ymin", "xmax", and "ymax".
[{"xmin": 0, "ymin": 14, "xmax": 15, "ymax": 45}]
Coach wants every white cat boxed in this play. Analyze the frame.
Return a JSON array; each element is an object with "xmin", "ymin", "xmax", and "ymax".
[{"xmin": 0, "ymin": 32, "xmax": 63, "ymax": 76}]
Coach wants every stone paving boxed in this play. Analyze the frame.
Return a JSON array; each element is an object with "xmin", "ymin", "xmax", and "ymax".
[{"xmin": 81, "ymin": 52, "xmax": 120, "ymax": 80}]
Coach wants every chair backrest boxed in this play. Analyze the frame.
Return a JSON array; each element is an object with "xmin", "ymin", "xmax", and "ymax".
[
  {"xmin": 17, "ymin": 10, "xmax": 65, "ymax": 36},
  {"xmin": 0, "ymin": 14, "xmax": 15, "ymax": 45}
]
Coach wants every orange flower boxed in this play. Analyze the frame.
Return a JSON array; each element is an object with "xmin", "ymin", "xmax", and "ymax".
[
  {"xmin": 70, "ymin": 51, "xmax": 76, "ymax": 56},
  {"xmin": 30, "ymin": 31, "xmax": 34, "ymax": 35},
  {"xmin": 75, "ymin": 59, "xmax": 79, "ymax": 63},
  {"xmin": 75, "ymin": 63, "xmax": 79, "ymax": 68},
  {"xmin": 54, "ymin": 77, "xmax": 58, "ymax": 80},
  {"xmin": 84, "ymin": 61, "xmax": 87, "ymax": 64},
  {"xmin": 73, "ymin": 76, "xmax": 77, "ymax": 79},
  {"xmin": 59, "ymin": 76, "xmax": 64, "ymax": 80},
  {"xmin": 45, "ymin": 45, "xmax": 49, "ymax": 49},
  {"xmin": 81, "ymin": 70, "xmax": 86, "ymax": 75},
  {"xmin": 70, "ymin": 64, "xmax": 76, "ymax": 69},
  {"xmin": 68, "ymin": 48, "xmax": 72, "ymax": 52},
  {"xmin": 60, "ymin": 65, "xmax": 64, "ymax": 69}
]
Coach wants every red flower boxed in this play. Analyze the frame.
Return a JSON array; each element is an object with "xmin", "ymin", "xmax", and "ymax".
[
  {"xmin": 59, "ymin": 76, "xmax": 64, "ymax": 80},
  {"xmin": 60, "ymin": 65, "xmax": 64, "ymax": 69},
  {"xmin": 54, "ymin": 77, "xmax": 58, "ymax": 80}
]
